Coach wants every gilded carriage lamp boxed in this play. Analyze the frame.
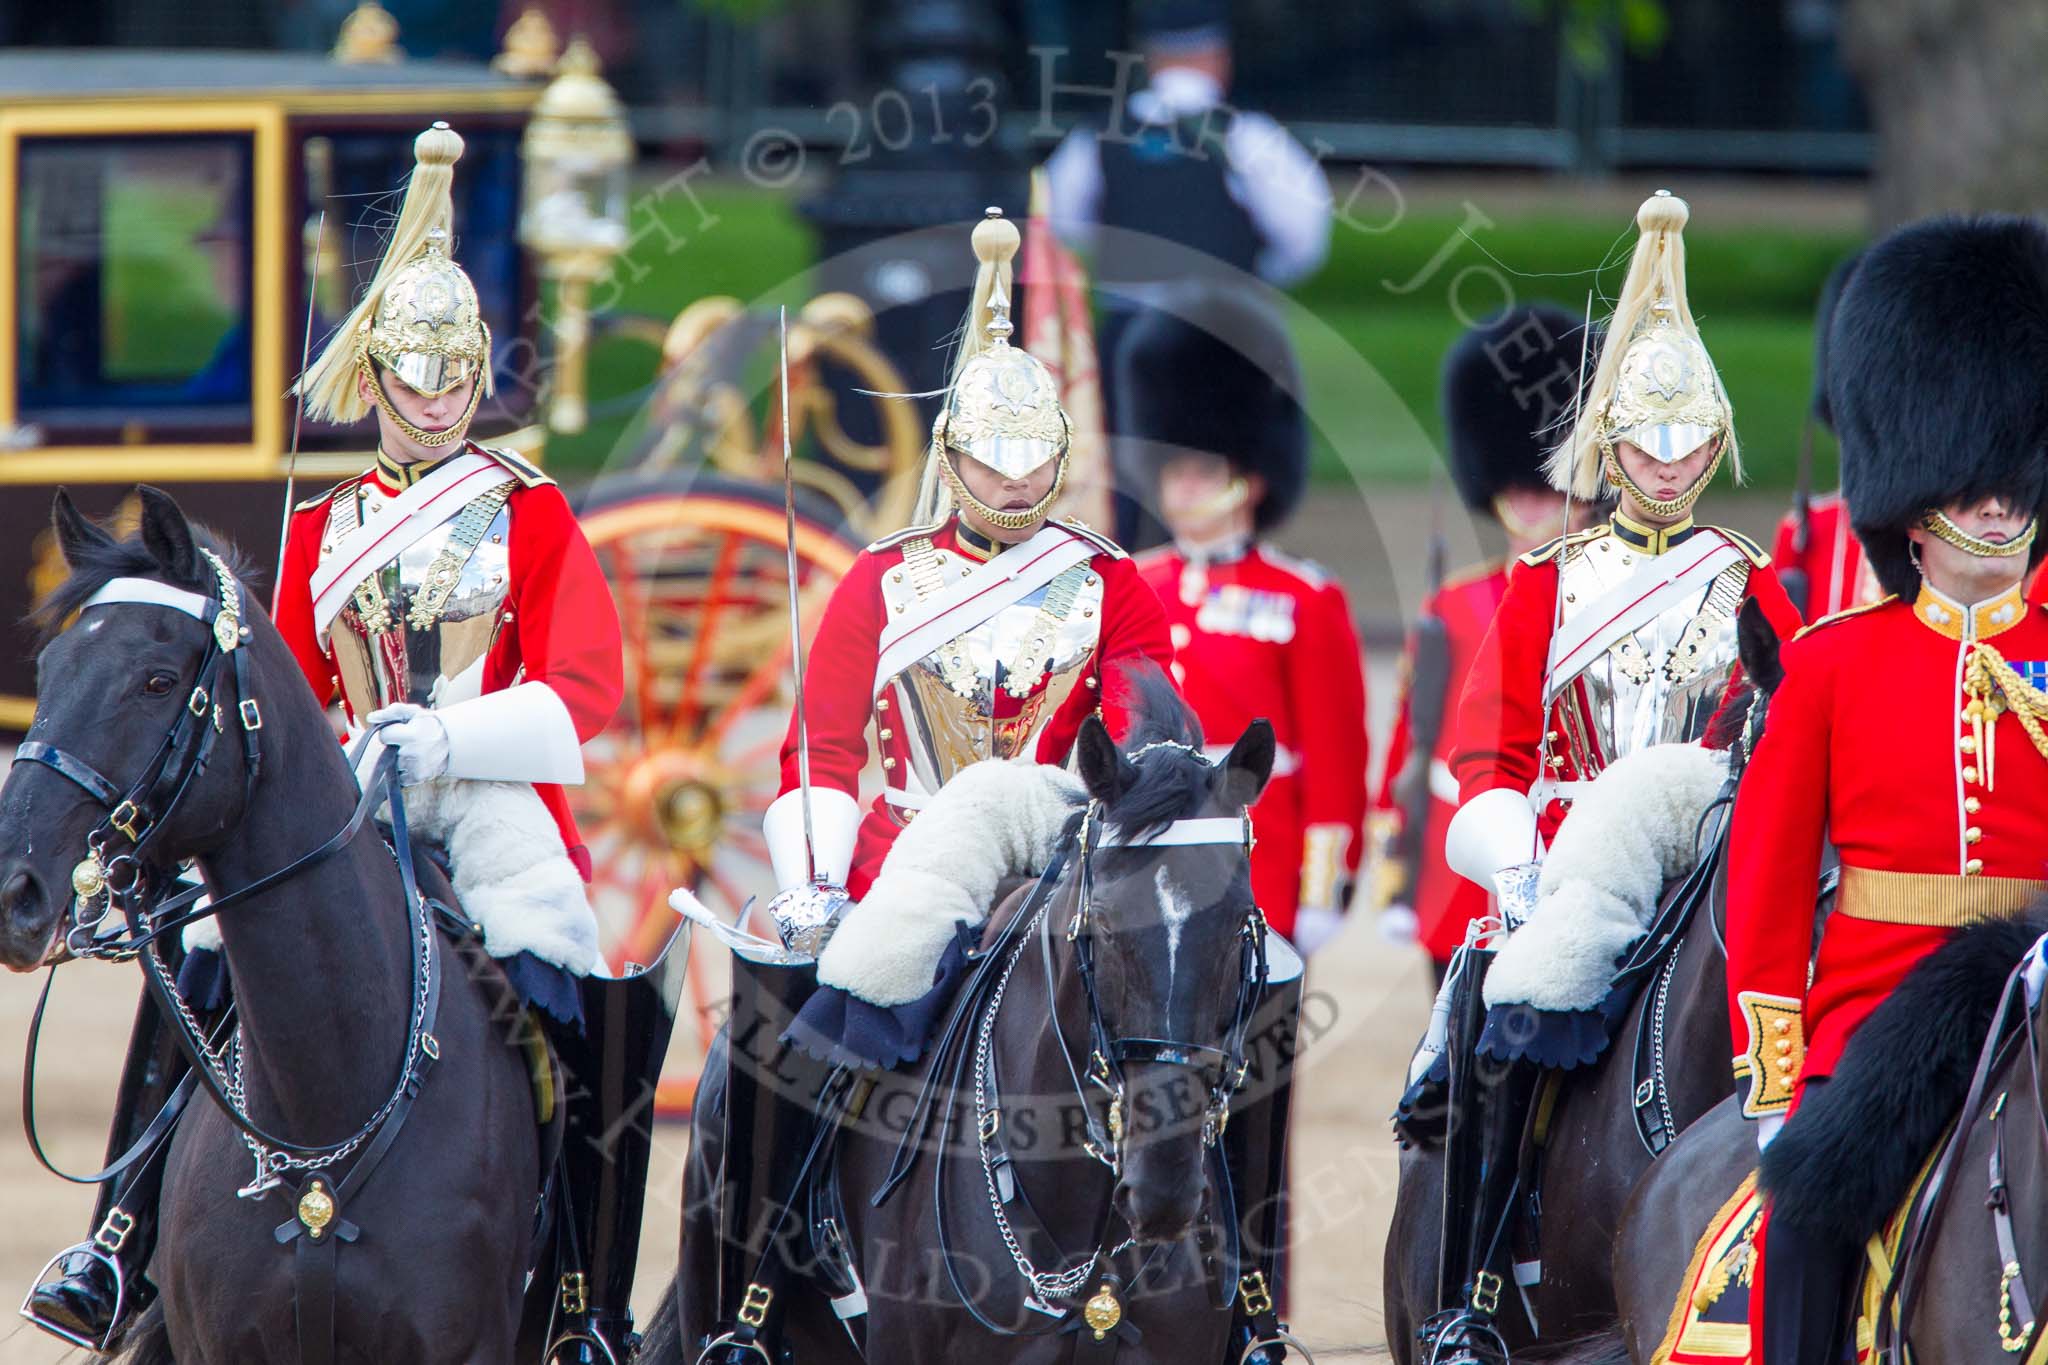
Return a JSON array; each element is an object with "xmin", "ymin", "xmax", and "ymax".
[{"xmin": 519, "ymin": 38, "xmax": 633, "ymax": 435}]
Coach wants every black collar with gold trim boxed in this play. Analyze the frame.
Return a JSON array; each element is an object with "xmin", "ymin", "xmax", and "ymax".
[
  {"xmin": 1609, "ymin": 511, "xmax": 1697, "ymax": 556},
  {"xmin": 374, "ymin": 447, "xmax": 454, "ymax": 490},
  {"xmin": 953, "ymin": 518, "xmax": 1001, "ymax": 562}
]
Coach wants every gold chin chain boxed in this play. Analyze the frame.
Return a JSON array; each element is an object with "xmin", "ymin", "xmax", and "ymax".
[
  {"xmin": 362, "ymin": 357, "xmax": 483, "ymax": 449},
  {"xmin": 1923, "ymin": 511, "xmax": 2037, "ymax": 560},
  {"xmin": 1962, "ymin": 642, "xmax": 2048, "ymax": 792},
  {"xmin": 1603, "ymin": 442, "xmax": 1722, "ymax": 520},
  {"xmin": 941, "ymin": 447, "xmax": 1067, "ymax": 531}
]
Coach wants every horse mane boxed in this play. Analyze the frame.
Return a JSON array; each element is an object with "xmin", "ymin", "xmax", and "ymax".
[
  {"xmin": 1099, "ymin": 664, "xmax": 1219, "ymax": 840},
  {"xmin": 29, "ymin": 519, "xmax": 254, "ymax": 649},
  {"xmin": 1760, "ymin": 903, "xmax": 2048, "ymax": 1243}
]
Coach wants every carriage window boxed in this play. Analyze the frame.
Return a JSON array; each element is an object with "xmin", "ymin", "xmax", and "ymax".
[{"xmin": 15, "ymin": 134, "xmax": 254, "ymax": 437}]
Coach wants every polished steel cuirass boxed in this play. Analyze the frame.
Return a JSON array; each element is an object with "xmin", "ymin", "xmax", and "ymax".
[
  {"xmin": 878, "ymin": 535, "xmax": 1105, "ymax": 798},
  {"xmin": 1544, "ymin": 531, "xmax": 1751, "ymax": 782},
  {"xmin": 324, "ymin": 479, "xmax": 517, "ymax": 715}
]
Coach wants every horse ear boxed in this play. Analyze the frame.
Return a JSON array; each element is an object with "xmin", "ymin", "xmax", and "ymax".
[
  {"xmin": 50, "ymin": 491, "xmax": 116, "ymax": 569},
  {"xmin": 1737, "ymin": 598, "xmax": 1785, "ymax": 697},
  {"xmin": 1075, "ymin": 714, "xmax": 1135, "ymax": 805},
  {"xmin": 1215, "ymin": 719, "xmax": 1275, "ymax": 809},
  {"xmin": 136, "ymin": 485, "xmax": 199, "ymax": 585}
]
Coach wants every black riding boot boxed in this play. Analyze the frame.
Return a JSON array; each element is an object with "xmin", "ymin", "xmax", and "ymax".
[
  {"xmin": 544, "ymin": 967, "xmax": 679, "ymax": 1363},
  {"xmin": 24, "ymin": 993, "xmax": 182, "ymax": 1351},
  {"xmin": 696, "ymin": 955, "xmax": 838, "ymax": 1365},
  {"xmin": 1224, "ymin": 973, "xmax": 1302, "ymax": 1365},
  {"xmin": 1432, "ymin": 1048, "xmax": 1539, "ymax": 1365},
  {"xmin": 1759, "ymin": 1209, "xmax": 1856, "ymax": 1365}
]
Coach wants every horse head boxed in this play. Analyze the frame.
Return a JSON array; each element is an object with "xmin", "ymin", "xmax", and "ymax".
[
  {"xmin": 1070, "ymin": 669, "xmax": 1274, "ymax": 1246},
  {"xmin": 0, "ymin": 488, "xmax": 273, "ymax": 969},
  {"xmin": 1707, "ymin": 597, "xmax": 1788, "ymax": 779}
]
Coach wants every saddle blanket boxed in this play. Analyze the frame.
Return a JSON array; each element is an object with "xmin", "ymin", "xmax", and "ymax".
[{"xmin": 1653, "ymin": 1156, "xmax": 1939, "ymax": 1365}]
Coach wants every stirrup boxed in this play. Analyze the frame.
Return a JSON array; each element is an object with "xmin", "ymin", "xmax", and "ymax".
[
  {"xmin": 19, "ymin": 1241, "xmax": 129, "ymax": 1354},
  {"xmin": 1418, "ymin": 1306, "xmax": 1511, "ymax": 1365},
  {"xmin": 1239, "ymin": 1326, "xmax": 1315, "ymax": 1364},
  {"xmin": 694, "ymin": 1329, "xmax": 776, "ymax": 1365},
  {"xmin": 544, "ymin": 1328, "xmax": 623, "ymax": 1365}
]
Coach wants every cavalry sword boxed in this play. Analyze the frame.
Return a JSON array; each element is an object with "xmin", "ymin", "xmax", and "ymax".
[
  {"xmin": 779, "ymin": 306, "xmax": 819, "ymax": 886},
  {"xmin": 274, "ymin": 210, "xmax": 326, "ymax": 610}
]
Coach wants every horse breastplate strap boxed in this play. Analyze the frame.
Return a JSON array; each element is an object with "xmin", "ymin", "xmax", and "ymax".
[
  {"xmin": 324, "ymin": 479, "xmax": 517, "ymax": 715},
  {"xmin": 879, "ymin": 536, "xmax": 1104, "ymax": 793},
  {"xmin": 1547, "ymin": 536, "xmax": 1749, "ymax": 781}
]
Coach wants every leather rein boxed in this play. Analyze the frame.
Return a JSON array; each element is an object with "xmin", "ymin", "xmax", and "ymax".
[{"xmin": 12, "ymin": 553, "xmax": 444, "ymax": 1196}]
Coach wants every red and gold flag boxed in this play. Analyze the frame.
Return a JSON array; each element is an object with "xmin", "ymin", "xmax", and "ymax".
[{"xmin": 1020, "ymin": 167, "xmax": 1112, "ymax": 531}]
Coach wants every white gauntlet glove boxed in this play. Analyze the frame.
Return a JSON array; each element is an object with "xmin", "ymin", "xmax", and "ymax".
[{"xmin": 366, "ymin": 704, "xmax": 451, "ymax": 785}]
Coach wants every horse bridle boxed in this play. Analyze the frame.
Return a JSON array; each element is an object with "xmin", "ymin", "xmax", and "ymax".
[
  {"xmin": 1070, "ymin": 798, "xmax": 1268, "ymax": 1165},
  {"xmin": 11, "ymin": 552, "xmax": 442, "ymax": 1182},
  {"xmin": 13, "ymin": 550, "xmax": 264, "ymax": 959}
]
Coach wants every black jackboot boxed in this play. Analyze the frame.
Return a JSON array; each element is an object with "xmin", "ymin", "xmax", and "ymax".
[
  {"xmin": 1225, "ymin": 972, "xmax": 1303, "ymax": 1364},
  {"xmin": 695, "ymin": 954, "xmax": 839, "ymax": 1365},
  {"xmin": 545, "ymin": 966, "xmax": 680, "ymax": 1363},
  {"xmin": 24, "ymin": 994, "xmax": 182, "ymax": 1351}
]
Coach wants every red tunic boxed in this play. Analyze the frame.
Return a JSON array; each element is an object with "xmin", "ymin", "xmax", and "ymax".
[
  {"xmin": 1135, "ymin": 540, "xmax": 1370, "ymax": 937},
  {"xmin": 1770, "ymin": 491, "xmax": 1880, "ymax": 620},
  {"xmin": 1452, "ymin": 524, "xmax": 1804, "ymax": 837},
  {"xmin": 781, "ymin": 519, "xmax": 1172, "ymax": 899},
  {"xmin": 1374, "ymin": 563, "xmax": 1507, "ymax": 962},
  {"xmin": 272, "ymin": 444, "xmax": 624, "ymax": 875},
  {"xmin": 1724, "ymin": 583, "xmax": 2048, "ymax": 1115}
]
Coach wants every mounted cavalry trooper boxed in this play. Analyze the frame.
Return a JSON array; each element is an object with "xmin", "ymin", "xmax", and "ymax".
[
  {"xmin": 1123, "ymin": 285, "xmax": 1370, "ymax": 953},
  {"xmin": 25, "ymin": 124, "xmax": 654, "ymax": 1361},
  {"xmin": 1372, "ymin": 304, "xmax": 1599, "ymax": 986},
  {"xmin": 1421, "ymin": 191, "xmax": 1802, "ymax": 1361},
  {"xmin": 1727, "ymin": 216, "xmax": 2048, "ymax": 1365},
  {"xmin": 678, "ymin": 209, "xmax": 1189, "ymax": 1361}
]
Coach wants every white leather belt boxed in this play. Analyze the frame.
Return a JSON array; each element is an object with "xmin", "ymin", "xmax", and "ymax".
[{"xmin": 882, "ymin": 787, "xmax": 929, "ymax": 810}]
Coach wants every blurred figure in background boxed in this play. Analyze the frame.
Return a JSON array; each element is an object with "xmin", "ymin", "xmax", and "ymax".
[
  {"xmin": 1370, "ymin": 304, "xmax": 1599, "ymax": 988},
  {"xmin": 1124, "ymin": 286, "xmax": 1367, "ymax": 952},
  {"xmin": 1044, "ymin": 0, "xmax": 1332, "ymax": 548},
  {"xmin": 1771, "ymin": 250, "xmax": 1880, "ymax": 619}
]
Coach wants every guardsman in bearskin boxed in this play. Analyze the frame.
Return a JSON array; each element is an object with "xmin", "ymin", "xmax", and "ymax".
[
  {"xmin": 1727, "ymin": 216, "xmax": 2048, "ymax": 1365},
  {"xmin": 1371, "ymin": 304, "xmax": 1595, "ymax": 985},
  {"xmin": 690, "ymin": 210, "xmax": 1174, "ymax": 1360},
  {"xmin": 1117, "ymin": 285, "xmax": 1369, "ymax": 953},
  {"xmin": 1770, "ymin": 251, "xmax": 1880, "ymax": 620},
  {"xmin": 23, "ymin": 125, "xmax": 651, "ymax": 1360},
  {"xmin": 1423, "ymin": 192, "xmax": 1803, "ymax": 1362}
]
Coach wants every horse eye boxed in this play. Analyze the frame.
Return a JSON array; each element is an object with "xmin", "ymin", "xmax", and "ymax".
[{"xmin": 142, "ymin": 671, "xmax": 177, "ymax": 697}]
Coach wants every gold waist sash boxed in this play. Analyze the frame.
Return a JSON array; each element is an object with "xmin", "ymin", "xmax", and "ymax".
[{"xmin": 1836, "ymin": 866, "xmax": 2048, "ymax": 928}]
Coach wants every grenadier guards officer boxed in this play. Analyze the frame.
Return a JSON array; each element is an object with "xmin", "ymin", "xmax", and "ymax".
[
  {"xmin": 1121, "ymin": 285, "xmax": 1369, "ymax": 951},
  {"xmin": 696, "ymin": 210, "xmax": 1174, "ymax": 1361},
  {"xmin": 1770, "ymin": 251, "xmax": 1880, "ymax": 619},
  {"xmin": 1728, "ymin": 217, "xmax": 2048, "ymax": 1365},
  {"xmin": 1372, "ymin": 304, "xmax": 1595, "ymax": 984},
  {"xmin": 1425, "ymin": 192, "xmax": 1802, "ymax": 1364}
]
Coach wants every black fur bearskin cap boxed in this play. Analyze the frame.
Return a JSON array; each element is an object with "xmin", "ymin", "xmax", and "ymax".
[
  {"xmin": 1115, "ymin": 285, "xmax": 1308, "ymax": 531},
  {"xmin": 1831, "ymin": 214, "xmax": 2048, "ymax": 599},
  {"xmin": 1441, "ymin": 304, "xmax": 1596, "ymax": 514}
]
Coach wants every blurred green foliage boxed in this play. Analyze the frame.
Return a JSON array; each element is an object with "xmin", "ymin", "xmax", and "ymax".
[{"xmin": 558, "ymin": 176, "xmax": 1861, "ymax": 490}]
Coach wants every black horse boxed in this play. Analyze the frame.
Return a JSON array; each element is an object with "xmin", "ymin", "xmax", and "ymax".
[
  {"xmin": 1596, "ymin": 905, "xmax": 2048, "ymax": 1365},
  {"xmin": 1382, "ymin": 600, "xmax": 1788, "ymax": 1360},
  {"xmin": 0, "ymin": 490, "xmax": 547, "ymax": 1362},
  {"xmin": 644, "ymin": 679, "xmax": 1299, "ymax": 1363}
]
